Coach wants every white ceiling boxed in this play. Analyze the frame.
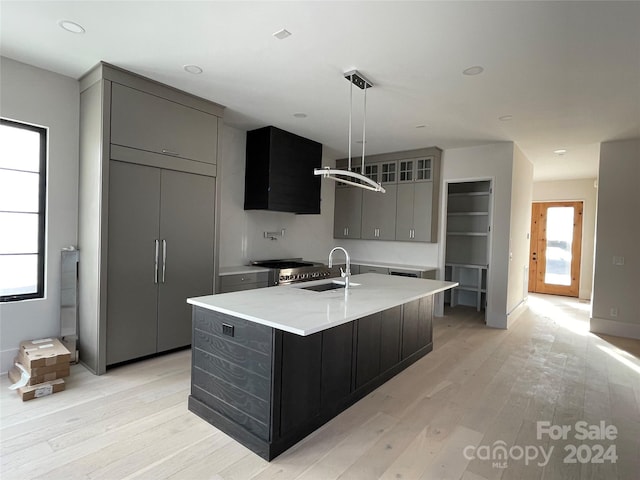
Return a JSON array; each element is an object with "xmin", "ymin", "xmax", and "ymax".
[{"xmin": 1, "ymin": 1, "xmax": 639, "ymax": 181}]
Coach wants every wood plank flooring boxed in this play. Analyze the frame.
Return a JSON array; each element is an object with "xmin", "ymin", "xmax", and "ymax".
[{"xmin": 2, "ymin": 294, "xmax": 639, "ymax": 479}]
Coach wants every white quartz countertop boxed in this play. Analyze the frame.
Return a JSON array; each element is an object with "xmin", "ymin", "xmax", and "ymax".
[{"xmin": 188, "ymin": 273, "xmax": 457, "ymax": 336}]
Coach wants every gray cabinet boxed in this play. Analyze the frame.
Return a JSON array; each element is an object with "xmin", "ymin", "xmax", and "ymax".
[
  {"xmin": 396, "ymin": 156, "xmax": 438, "ymax": 242},
  {"xmin": 78, "ymin": 62, "xmax": 223, "ymax": 374},
  {"xmin": 333, "ymin": 148, "xmax": 441, "ymax": 243},
  {"xmin": 219, "ymin": 271, "xmax": 269, "ymax": 293},
  {"xmin": 361, "ymin": 162, "xmax": 397, "ymax": 240},
  {"xmin": 333, "ymin": 186, "xmax": 362, "ymax": 239},
  {"xmin": 107, "ymin": 161, "xmax": 215, "ymax": 365},
  {"xmin": 110, "ymin": 83, "xmax": 218, "ymax": 164},
  {"xmin": 107, "ymin": 162, "xmax": 159, "ymax": 364}
]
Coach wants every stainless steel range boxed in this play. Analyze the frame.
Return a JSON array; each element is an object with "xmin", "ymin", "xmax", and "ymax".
[{"xmin": 250, "ymin": 258, "xmax": 340, "ymax": 286}]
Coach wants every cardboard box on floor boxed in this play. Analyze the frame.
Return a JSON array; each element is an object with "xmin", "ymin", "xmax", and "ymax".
[
  {"xmin": 18, "ymin": 338, "xmax": 71, "ymax": 368},
  {"xmin": 15, "ymin": 379, "xmax": 65, "ymax": 401},
  {"xmin": 9, "ymin": 361, "xmax": 70, "ymax": 386}
]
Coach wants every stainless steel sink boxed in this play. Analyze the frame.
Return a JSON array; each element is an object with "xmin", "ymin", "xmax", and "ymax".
[
  {"xmin": 300, "ymin": 282, "xmax": 346, "ymax": 292},
  {"xmin": 298, "ymin": 280, "xmax": 359, "ymax": 292}
]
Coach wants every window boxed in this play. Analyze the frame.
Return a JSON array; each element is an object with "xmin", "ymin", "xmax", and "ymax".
[{"xmin": 0, "ymin": 119, "xmax": 47, "ymax": 302}]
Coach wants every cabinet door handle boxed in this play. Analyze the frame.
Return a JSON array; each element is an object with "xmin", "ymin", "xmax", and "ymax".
[
  {"xmin": 154, "ymin": 239, "xmax": 159, "ymax": 284},
  {"xmin": 161, "ymin": 149, "xmax": 180, "ymax": 157},
  {"xmin": 161, "ymin": 239, "xmax": 167, "ymax": 283}
]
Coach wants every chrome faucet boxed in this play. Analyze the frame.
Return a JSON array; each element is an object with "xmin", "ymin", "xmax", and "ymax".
[{"xmin": 328, "ymin": 246, "xmax": 351, "ymax": 289}]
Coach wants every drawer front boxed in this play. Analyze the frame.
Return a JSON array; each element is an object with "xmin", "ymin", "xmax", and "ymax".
[
  {"xmin": 192, "ymin": 384, "xmax": 269, "ymax": 440},
  {"xmin": 194, "ymin": 308, "xmax": 272, "ymax": 354},
  {"xmin": 111, "ymin": 83, "xmax": 218, "ymax": 164},
  {"xmin": 359, "ymin": 265, "xmax": 390, "ymax": 275},
  {"xmin": 193, "ymin": 330, "xmax": 272, "ymax": 379},
  {"xmin": 193, "ymin": 348, "xmax": 271, "ymax": 401},
  {"xmin": 192, "ymin": 366, "xmax": 270, "ymax": 424},
  {"xmin": 220, "ymin": 271, "xmax": 269, "ymax": 289}
]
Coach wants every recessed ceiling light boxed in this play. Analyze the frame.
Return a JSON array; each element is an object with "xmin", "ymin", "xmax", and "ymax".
[
  {"xmin": 498, "ymin": 115, "xmax": 513, "ymax": 121},
  {"xmin": 183, "ymin": 64, "xmax": 203, "ymax": 74},
  {"xmin": 463, "ymin": 65, "xmax": 484, "ymax": 76},
  {"xmin": 58, "ymin": 20, "xmax": 85, "ymax": 34},
  {"xmin": 273, "ymin": 28, "xmax": 292, "ymax": 40},
  {"xmin": 554, "ymin": 149, "xmax": 567, "ymax": 155},
  {"xmin": 293, "ymin": 113, "xmax": 307, "ymax": 118}
]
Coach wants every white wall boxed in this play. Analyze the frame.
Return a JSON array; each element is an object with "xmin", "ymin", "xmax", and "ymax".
[
  {"xmin": 532, "ymin": 178, "xmax": 597, "ymax": 300},
  {"xmin": 591, "ymin": 138, "xmax": 640, "ymax": 339},
  {"xmin": 439, "ymin": 142, "xmax": 515, "ymax": 328},
  {"xmin": 0, "ymin": 57, "xmax": 79, "ymax": 373},
  {"xmin": 337, "ymin": 239, "xmax": 439, "ymax": 269},
  {"xmin": 218, "ymin": 125, "xmax": 336, "ymax": 266},
  {"xmin": 507, "ymin": 144, "xmax": 533, "ymax": 321}
]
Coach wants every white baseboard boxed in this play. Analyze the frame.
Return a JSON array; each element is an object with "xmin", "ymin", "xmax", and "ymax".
[
  {"xmin": 590, "ymin": 317, "xmax": 640, "ymax": 340},
  {"xmin": 507, "ymin": 299, "xmax": 528, "ymax": 328},
  {"xmin": 0, "ymin": 347, "xmax": 19, "ymax": 376},
  {"xmin": 486, "ymin": 310, "xmax": 508, "ymax": 329}
]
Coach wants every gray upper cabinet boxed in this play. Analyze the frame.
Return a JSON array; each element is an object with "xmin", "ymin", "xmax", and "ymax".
[
  {"xmin": 78, "ymin": 62, "xmax": 223, "ymax": 374},
  {"xmin": 110, "ymin": 83, "xmax": 218, "ymax": 164},
  {"xmin": 361, "ymin": 161, "xmax": 398, "ymax": 240},
  {"xmin": 395, "ymin": 154, "xmax": 441, "ymax": 242},
  {"xmin": 333, "ymin": 148, "xmax": 441, "ymax": 243}
]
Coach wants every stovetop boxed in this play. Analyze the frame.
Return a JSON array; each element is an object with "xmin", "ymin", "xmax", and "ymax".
[
  {"xmin": 250, "ymin": 258, "xmax": 338, "ymax": 285},
  {"xmin": 250, "ymin": 259, "xmax": 318, "ymax": 270}
]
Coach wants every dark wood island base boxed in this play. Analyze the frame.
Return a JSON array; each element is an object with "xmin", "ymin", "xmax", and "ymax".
[{"xmin": 189, "ymin": 295, "xmax": 434, "ymax": 460}]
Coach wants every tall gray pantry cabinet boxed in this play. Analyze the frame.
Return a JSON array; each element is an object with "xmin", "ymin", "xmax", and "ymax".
[{"xmin": 78, "ymin": 63, "xmax": 224, "ymax": 374}]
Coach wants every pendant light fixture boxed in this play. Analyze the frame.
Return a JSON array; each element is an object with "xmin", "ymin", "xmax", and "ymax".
[{"xmin": 314, "ymin": 70, "xmax": 385, "ymax": 193}]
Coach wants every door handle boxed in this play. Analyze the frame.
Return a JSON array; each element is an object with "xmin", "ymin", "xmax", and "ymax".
[
  {"xmin": 161, "ymin": 149, "xmax": 180, "ymax": 157},
  {"xmin": 161, "ymin": 239, "xmax": 167, "ymax": 283},
  {"xmin": 154, "ymin": 239, "xmax": 159, "ymax": 284}
]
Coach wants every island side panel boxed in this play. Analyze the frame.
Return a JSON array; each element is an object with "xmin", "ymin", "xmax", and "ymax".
[{"xmin": 189, "ymin": 307, "xmax": 274, "ymax": 452}]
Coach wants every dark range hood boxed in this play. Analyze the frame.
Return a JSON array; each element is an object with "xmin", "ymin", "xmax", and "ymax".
[{"xmin": 244, "ymin": 126, "xmax": 322, "ymax": 214}]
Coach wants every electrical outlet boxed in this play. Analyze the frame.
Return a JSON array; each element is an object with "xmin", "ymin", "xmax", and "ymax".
[
  {"xmin": 610, "ymin": 307, "xmax": 618, "ymax": 318},
  {"xmin": 613, "ymin": 256, "xmax": 625, "ymax": 265}
]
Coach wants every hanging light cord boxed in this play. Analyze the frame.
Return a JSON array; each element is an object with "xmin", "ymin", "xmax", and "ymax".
[
  {"xmin": 314, "ymin": 70, "xmax": 385, "ymax": 193},
  {"xmin": 348, "ymin": 73, "xmax": 353, "ymax": 172},
  {"xmin": 361, "ymin": 82, "xmax": 367, "ymax": 173}
]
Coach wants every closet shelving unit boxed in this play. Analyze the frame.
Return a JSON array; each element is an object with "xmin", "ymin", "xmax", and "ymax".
[{"xmin": 445, "ymin": 181, "xmax": 491, "ymax": 312}]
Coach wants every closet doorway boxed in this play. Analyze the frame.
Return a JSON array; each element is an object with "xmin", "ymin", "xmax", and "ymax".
[
  {"xmin": 444, "ymin": 180, "xmax": 492, "ymax": 316},
  {"xmin": 528, "ymin": 201, "xmax": 583, "ymax": 297}
]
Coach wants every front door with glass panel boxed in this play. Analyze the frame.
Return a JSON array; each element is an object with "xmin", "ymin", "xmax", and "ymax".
[{"xmin": 528, "ymin": 201, "xmax": 583, "ymax": 297}]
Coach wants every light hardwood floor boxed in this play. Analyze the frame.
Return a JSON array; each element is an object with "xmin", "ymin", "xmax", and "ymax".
[{"xmin": 2, "ymin": 294, "xmax": 639, "ymax": 479}]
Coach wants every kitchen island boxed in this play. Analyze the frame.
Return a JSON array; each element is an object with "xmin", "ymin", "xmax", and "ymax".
[{"xmin": 187, "ymin": 273, "xmax": 456, "ymax": 460}]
